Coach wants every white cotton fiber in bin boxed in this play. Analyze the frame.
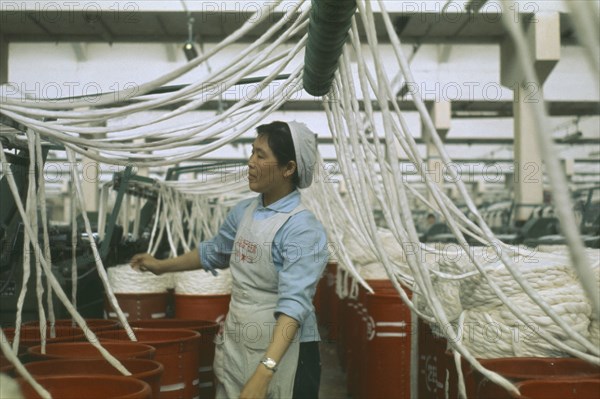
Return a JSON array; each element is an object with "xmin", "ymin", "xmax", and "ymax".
[
  {"xmin": 174, "ymin": 268, "xmax": 232, "ymax": 295},
  {"xmin": 343, "ymin": 228, "xmax": 408, "ymax": 266},
  {"xmin": 358, "ymin": 262, "xmax": 389, "ymax": 280},
  {"xmin": 0, "ymin": 374, "xmax": 23, "ymax": 399},
  {"xmin": 107, "ymin": 264, "xmax": 174, "ymax": 293},
  {"xmin": 536, "ymin": 245, "xmax": 569, "ymax": 255},
  {"xmin": 456, "ymin": 252, "xmax": 593, "ymax": 358}
]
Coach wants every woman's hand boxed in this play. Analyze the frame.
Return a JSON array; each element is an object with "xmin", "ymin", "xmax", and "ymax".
[
  {"xmin": 130, "ymin": 250, "xmax": 202, "ymax": 274},
  {"xmin": 130, "ymin": 253, "xmax": 162, "ymax": 275},
  {"xmin": 239, "ymin": 366, "xmax": 273, "ymax": 399}
]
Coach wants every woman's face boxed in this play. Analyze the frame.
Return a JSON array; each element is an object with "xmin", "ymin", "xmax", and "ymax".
[{"xmin": 248, "ymin": 135, "xmax": 290, "ymax": 194}]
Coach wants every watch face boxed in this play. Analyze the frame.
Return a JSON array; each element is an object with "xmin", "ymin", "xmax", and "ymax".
[{"xmin": 265, "ymin": 359, "xmax": 276, "ymax": 368}]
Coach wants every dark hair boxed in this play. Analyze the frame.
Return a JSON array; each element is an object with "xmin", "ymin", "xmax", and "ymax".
[{"xmin": 256, "ymin": 121, "xmax": 300, "ymax": 187}]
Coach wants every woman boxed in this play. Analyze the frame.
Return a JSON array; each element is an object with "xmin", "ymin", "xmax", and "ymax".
[{"xmin": 131, "ymin": 121, "xmax": 328, "ymax": 399}]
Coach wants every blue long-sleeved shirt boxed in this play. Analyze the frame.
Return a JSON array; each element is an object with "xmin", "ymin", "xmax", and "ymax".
[{"xmin": 198, "ymin": 190, "xmax": 328, "ymax": 342}]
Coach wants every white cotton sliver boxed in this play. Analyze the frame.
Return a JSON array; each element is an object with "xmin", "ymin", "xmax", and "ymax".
[
  {"xmin": 458, "ymin": 286, "xmax": 592, "ymax": 358},
  {"xmin": 426, "ymin": 246, "xmax": 599, "ymax": 359},
  {"xmin": 107, "ymin": 264, "xmax": 174, "ymax": 293},
  {"xmin": 174, "ymin": 268, "xmax": 232, "ymax": 295},
  {"xmin": 537, "ymin": 246, "xmax": 600, "ymax": 267},
  {"xmin": 343, "ymin": 232, "xmax": 377, "ymax": 266},
  {"xmin": 342, "ymin": 228, "xmax": 408, "ymax": 267},
  {"xmin": 0, "ymin": 374, "xmax": 23, "ymax": 399},
  {"xmin": 378, "ymin": 230, "xmax": 408, "ymax": 264},
  {"xmin": 460, "ymin": 254, "xmax": 577, "ymax": 310},
  {"xmin": 415, "ymin": 260, "xmax": 463, "ymax": 322},
  {"xmin": 537, "ymin": 245, "xmax": 569, "ymax": 255},
  {"xmin": 461, "ymin": 307, "xmax": 589, "ymax": 359},
  {"xmin": 357, "ymin": 262, "xmax": 389, "ymax": 280},
  {"xmin": 590, "ymin": 261, "xmax": 600, "ymax": 349},
  {"xmin": 590, "ymin": 321, "xmax": 600, "ymax": 349}
]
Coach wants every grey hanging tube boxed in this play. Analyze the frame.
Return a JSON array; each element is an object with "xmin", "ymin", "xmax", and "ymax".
[{"xmin": 303, "ymin": 0, "xmax": 357, "ymax": 96}]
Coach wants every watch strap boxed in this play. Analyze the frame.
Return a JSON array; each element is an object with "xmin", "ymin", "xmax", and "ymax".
[{"xmin": 260, "ymin": 357, "xmax": 278, "ymax": 372}]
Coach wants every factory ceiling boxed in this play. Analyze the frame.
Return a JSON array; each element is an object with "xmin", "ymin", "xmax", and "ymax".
[{"xmin": 0, "ymin": 9, "xmax": 579, "ymax": 45}]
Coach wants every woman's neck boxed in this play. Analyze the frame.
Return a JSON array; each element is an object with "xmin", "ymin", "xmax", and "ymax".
[{"xmin": 262, "ymin": 185, "xmax": 295, "ymax": 207}]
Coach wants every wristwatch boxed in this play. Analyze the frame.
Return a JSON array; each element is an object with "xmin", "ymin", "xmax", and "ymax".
[{"xmin": 260, "ymin": 357, "xmax": 278, "ymax": 373}]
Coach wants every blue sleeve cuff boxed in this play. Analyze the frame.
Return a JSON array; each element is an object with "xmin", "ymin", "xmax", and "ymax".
[
  {"xmin": 198, "ymin": 242, "xmax": 218, "ymax": 276},
  {"xmin": 274, "ymin": 213, "xmax": 329, "ymax": 325},
  {"xmin": 274, "ymin": 300, "xmax": 307, "ymax": 324}
]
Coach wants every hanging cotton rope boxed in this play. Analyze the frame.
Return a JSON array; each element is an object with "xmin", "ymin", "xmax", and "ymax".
[
  {"xmin": 11, "ymin": 131, "xmax": 36, "ymax": 355},
  {"xmin": 0, "ymin": 4, "xmax": 322, "ymax": 394},
  {"xmin": 3, "ymin": 54, "xmax": 306, "ymax": 167},
  {"xmin": 498, "ymin": 0, "xmax": 599, "ymax": 315},
  {"xmin": 34, "ymin": 135, "xmax": 56, "ymax": 330},
  {"xmin": 3, "ymin": 1, "xmax": 599, "ymax": 397},
  {"xmin": 0, "ymin": 142, "xmax": 133, "ymax": 377},
  {"xmin": 1, "ymin": 0, "xmax": 301, "ymax": 112},
  {"xmin": 121, "ymin": 194, "xmax": 130, "ymax": 238},
  {"xmin": 590, "ymin": 262, "xmax": 600, "ymax": 349},
  {"xmin": 0, "ymin": 329, "xmax": 51, "ymax": 399},
  {"xmin": 97, "ymin": 183, "xmax": 109, "ymax": 242},
  {"xmin": 564, "ymin": 1, "xmax": 600, "ymax": 89},
  {"xmin": 70, "ymin": 181, "xmax": 78, "ymax": 313},
  {"xmin": 26, "ymin": 131, "xmax": 49, "ymax": 349},
  {"xmin": 65, "ymin": 148, "xmax": 136, "ymax": 342},
  {"xmin": 299, "ymin": 2, "xmax": 600, "ymax": 397},
  {"xmin": 335, "ymin": 18, "xmax": 519, "ymax": 396},
  {"xmin": 376, "ymin": 0, "xmax": 596, "ymax": 362},
  {"xmin": 142, "ymin": 172, "xmax": 250, "ymax": 260},
  {"xmin": 147, "ymin": 193, "xmax": 163, "ymax": 256},
  {"xmin": 0, "ymin": 4, "xmax": 311, "ymax": 168}
]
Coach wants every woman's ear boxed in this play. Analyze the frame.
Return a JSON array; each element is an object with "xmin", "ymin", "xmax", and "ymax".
[{"xmin": 284, "ymin": 160, "xmax": 297, "ymax": 178}]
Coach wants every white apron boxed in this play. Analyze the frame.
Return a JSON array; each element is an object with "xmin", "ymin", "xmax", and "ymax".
[{"xmin": 214, "ymin": 199, "xmax": 306, "ymax": 399}]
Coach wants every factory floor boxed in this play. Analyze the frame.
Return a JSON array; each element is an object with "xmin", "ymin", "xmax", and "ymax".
[{"xmin": 318, "ymin": 328, "xmax": 349, "ymax": 399}]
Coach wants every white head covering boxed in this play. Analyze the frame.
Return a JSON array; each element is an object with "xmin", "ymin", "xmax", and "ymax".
[{"xmin": 287, "ymin": 121, "xmax": 318, "ymax": 189}]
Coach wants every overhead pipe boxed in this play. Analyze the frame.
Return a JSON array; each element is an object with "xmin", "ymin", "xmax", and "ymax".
[{"xmin": 303, "ymin": 0, "xmax": 357, "ymax": 96}]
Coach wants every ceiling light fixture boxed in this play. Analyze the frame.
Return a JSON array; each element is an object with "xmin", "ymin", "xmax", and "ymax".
[
  {"xmin": 180, "ymin": 0, "xmax": 198, "ymax": 61},
  {"xmin": 183, "ymin": 16, "xmax": 198, "ymax": 61}
]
